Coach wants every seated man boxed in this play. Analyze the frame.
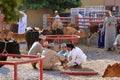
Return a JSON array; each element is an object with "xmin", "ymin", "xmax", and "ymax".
[
  {"xmin": 64, "ymin": 43, "xmax": 87, "ymax": 68},
  {"xmin": 113, "ymin": 34, "xmax": 120, "ymax": 53},
  {"xmin": 28, "ymin": 35, "xmax": 46, "ymax": 69},
  {"xmin": 58, "ymin": 43, "xmax": 69, "ymax": 65},
  {"xmin": 28, "ymin": 35, "xmax": 66, "ymax": 70}
]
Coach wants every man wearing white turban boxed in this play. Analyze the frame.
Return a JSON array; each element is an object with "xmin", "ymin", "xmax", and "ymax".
[
  {"xmin": 18, "ymin": 11, "xmax": 27, "ymax": 34},
  {"xmin": 101, "ymin": 10, "xmax": 117, "ymax": 51}
]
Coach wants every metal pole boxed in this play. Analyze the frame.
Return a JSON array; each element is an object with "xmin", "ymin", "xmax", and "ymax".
[
  {"xmin": 39, "ymin": 58, "xmax": 43, "ymax": 80},
  {"xmin": 14, "ymin": 64, "xmax": 18, "ymax": 80}
]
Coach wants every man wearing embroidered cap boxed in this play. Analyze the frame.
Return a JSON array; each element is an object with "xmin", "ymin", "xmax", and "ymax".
[
  {"xmin": 39, "ymin": 34, "xmax": 46, "ymax": 40},
  {"xmin": 54, "ymin": 10, "xmax": 60, "ymax": 22},
  {"xmin": 28, "ymin": 35, "xmax": 46, "ymax": 69}
]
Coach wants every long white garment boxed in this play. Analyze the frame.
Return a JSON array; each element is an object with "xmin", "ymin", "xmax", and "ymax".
[
  {"xmin": 113, "ymin": 34, "xmax": 120, "ymax": 52},
  {"xmin": 102, "ymin": 16, "xmax": 117, "ymax": 48},
  {"xmin": 55, "ymin": 15, "xmax": 60, "ymax": 21},
  {"xmin": 78, "ymin": 13, "xmax": 84, "ymax": 28},
  {"xmin": 113, "ymin": 34, "xmax": 120, "ymax": 45},
  {"xmin": 67, "ymin": 47, "xmax": 87, "ymax": 67},
  {"xmin": 18, "ymin": 11, "xmax": 27, "ymax": 34}
]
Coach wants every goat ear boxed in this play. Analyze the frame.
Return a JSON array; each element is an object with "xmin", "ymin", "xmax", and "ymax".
[
  {"xmin": 107, "ymin": 64, "xmax": 112, "ymax": 68},
  {"xmin": 112, "ymin": 63, "xmax": 118, "ymax": 67}
]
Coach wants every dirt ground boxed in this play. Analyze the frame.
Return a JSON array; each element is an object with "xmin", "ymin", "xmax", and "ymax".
[
  {"xmin": 19, "ymin": 40, "xmax": 120, "ymax": 80},
  {"xmin": 0, "ymin": 40, "xmax": 120, "ymax": 80}
]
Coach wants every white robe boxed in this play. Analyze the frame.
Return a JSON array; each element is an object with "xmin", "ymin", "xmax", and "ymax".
[
  {"xmin": 18, "ymin": 11, "xmax": 27, "ymax": 34},
  {"xmin": 55, "ymin": 15, "xmax": 60, "ymax": 22},
  {"xmin": 78, "ymin": 13, "xmax": 84, "ymax": 28},
  {"xmin": 67, "ymin": 47, "xmax": 87, "ymax": 67},
  {"xmin": 113, "ymin": 34, "xmax": 120, "ymax": 52},
  {"xmin": 102, "ymin": 16, "xmax": 117, "ymax": 48}
]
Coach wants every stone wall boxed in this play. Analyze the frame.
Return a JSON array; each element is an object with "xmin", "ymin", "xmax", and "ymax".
[{"xmin": 26, "ymin": 9, "xmax": 54, "ymax": 29}]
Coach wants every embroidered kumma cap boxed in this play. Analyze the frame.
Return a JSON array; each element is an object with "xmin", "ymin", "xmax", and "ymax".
[
  {"xmin": 61, "ymin": 43, "xmax": 67, "ymax": 47},
  {"xmin": 39, "ymin": 35, "xmax": 46, "ymax": 40}
]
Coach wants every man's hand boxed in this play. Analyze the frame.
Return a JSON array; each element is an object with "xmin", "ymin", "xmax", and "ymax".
[
  {"xmin": 116, "ymin": 44, "xmax": 120, "ymax": 46},
  {"xmin": 108, "ymin": 22, "xmax": 112, "ymax": 26},
  {"xmin": 63, "ymin": 64, "xmax": 68, "ymax": 69},
  {"xmin": 101, "ymin": 31, "xmax": 104, "ymax": 35},
  {"xmin": 63, "ymin": 59, "xmax": 68, "ymax": 65}
]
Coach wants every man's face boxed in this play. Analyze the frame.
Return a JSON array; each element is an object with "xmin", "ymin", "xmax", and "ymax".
[
  {"xmin": 67, "ymin": 47, "xmax": 71, "ymax": 51},
  {"xmin": 106, "ymin": 12, "xmax": 110, "ymax": 17},
  {"xmin": 39, "ymin": 39, "xmax": 46, "ymax": 46},
  {"xmin": 61, "ymin": 46, "xmax": 67, "ymax": 51}
]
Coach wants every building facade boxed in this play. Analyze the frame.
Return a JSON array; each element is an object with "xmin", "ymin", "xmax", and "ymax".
[
  {"xmin": 81, "ymin": 0, "xmax": 120, "ymax": 11},
  {"xmin": 26, "ymin": 0, "xmax": 120, "ymax": 28}
]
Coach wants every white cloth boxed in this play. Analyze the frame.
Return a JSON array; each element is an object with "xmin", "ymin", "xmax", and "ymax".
[
  {"xmin": 78, "ymin": 13, "xmax": 84, "ymax": 28},
  {"xmin": 18, "ymin": 11, "xmax": 27, "ymax": 34},
  {"xmin": 55, "ymin": 15, "xmax": 60, "ymax": 21},
  {"xmin": 67, "ymin": 47, "xmax": 87, "ymax": 67},
  {"xmin": 114, "ymin": 34, "xmax": 120, "ymax": 45},
  {"xmin": 113, "ymin": 34, "xmax": 120, "ymax": 52},
  {"xmin": 28, "ymin": 42, "xmax": 43, "ymax": 55}
]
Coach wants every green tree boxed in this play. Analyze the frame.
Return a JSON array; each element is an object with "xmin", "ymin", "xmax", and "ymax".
[
  {"xmin": 20, "ymin": 0, "xmax": 82, "ymax": 12},
  {"xmin": 0, "ymin": 0, "xmax": 23, "ymax": 23}
]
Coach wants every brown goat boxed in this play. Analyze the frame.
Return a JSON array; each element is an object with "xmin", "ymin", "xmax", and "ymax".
[
  {"xmin": 102, "ymin": 63, "xmax": 120, "ymax": 77},
  {"xmin": 7, "ymin": 31, "xmax": 25, "ymax": 43},
  {"xmin": 63, "ymin": 27, "xmax": 85, "ymax": 44}
]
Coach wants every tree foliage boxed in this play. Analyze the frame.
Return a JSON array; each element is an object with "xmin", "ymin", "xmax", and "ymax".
[
  {"xmin": 20, "ymin": 0, "xmax": 82, "ymax": 12},
  {"xmin": 0, "ymin": 0, "xmax": 81, "ymax": 23},
  {"xmin": 0, "ymin": 0, "xmax": 23, "ymax": 24}
]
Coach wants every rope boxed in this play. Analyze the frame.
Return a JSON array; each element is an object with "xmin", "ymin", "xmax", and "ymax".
[{"xmin": 2, "ymin": 42, "xmax": 8, "ymax": 54}]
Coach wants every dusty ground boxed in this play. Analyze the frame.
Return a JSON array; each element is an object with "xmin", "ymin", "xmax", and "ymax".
[{"xmin": 0, "ymin": 41, "xmax": 120, "ymax": 80}]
